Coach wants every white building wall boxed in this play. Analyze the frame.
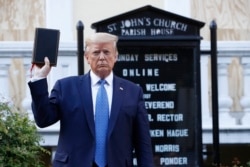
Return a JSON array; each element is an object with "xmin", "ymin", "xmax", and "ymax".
[
  {"xmin": 45, "ymin": 0, "xmax": 73, "ymax": 41},
  {"xmin": 164, "ymin": 0, "xmax": 191, "ymax": 17}
]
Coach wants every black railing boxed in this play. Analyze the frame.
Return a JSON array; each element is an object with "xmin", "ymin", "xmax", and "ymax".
[{"xmin": 76, "ymin": 20, "xmax": 84, "ymax": 75}]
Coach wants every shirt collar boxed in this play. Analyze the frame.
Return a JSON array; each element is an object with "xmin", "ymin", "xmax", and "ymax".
[{"xmin": 90, "ymin": 70, "xmax": 113, "ymax": 86}]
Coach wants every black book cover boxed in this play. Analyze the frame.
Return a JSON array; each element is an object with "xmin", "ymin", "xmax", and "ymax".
[{"xmin": 32, "ymin": 28, "xmax": 60, "ymax": 66}]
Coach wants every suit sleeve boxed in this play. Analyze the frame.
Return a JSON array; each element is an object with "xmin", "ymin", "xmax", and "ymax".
[
  {"xmin": 28, "ymin": 78, "xmax": 60, "ymax": 128},
  {"xmin": 134, "ymin": 87, "xmax": 154, "ymax": 167}
]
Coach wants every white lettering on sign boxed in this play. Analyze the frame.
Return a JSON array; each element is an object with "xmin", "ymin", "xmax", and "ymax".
[
  {"xmin": 117, "ymin": 54, "xmax": 139, "ymax": 62},
  {"xmin": 151, "ymin": 28, "xmax": 174, "ymax": 35},
  {"xmin": 145, "ymin": 83, "xmax": 176, "ymax": 92},
  {"xmin": 153, "ymin": 18, "xmax": 187, "ymax": 31},
  {"xmin": 143, "ymin": 93, "xmax": 151, "ymax": 99},
  {"xmin": 144, "ymin": 53, "xmax": 178, "ymax": 62},
  {"xmin": 160, "ymin": 157, "xmax": 188, "ymax": 165},
  {"xmin": 157, "ymin": 114, "xmax": 183, "ymax": 122},
  {"xmin": 106, "ymin": 17, "xmax": 188, "ymax": 36},
  {"xmin": 133, "ymin": 158, "xmax": 137, "ymax": 166},
  {"xmin": 121, "ymin": 29, "xmax": 146, "ymax": 36},
  {"xmin": 145, "ymin": 101, "xmax": 174, "ymax": 109},
  {"xmin": 166, "ymin": 129, "xmax": 189, "ymax": 137},
  {"xmin": 155, "ymin": 144, "xmax": 180, "ymax": 152},
  {"xmin": 107, "ymin": 23, "xmax": 118, "ymax": 32},
  {"xmin": 122, "ymin": 68, "xmax": 159, "ymax": 77},
  {"xmin": 150, "ymin": 129, "xmax": 164, "ymax": 137},
  {"xmin": 120, "ymin": 18, "xmax": 151, "ymax": 28},
  {"xmin": 148, "ymin": 114, "xmax": 154, "ymax": 122}
]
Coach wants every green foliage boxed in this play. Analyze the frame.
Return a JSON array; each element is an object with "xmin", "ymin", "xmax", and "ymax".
[{"xmin": 0, "ymin": 100, "xmax": 50, "ymax": 167}]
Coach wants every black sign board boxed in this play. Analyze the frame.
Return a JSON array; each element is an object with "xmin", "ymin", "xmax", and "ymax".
[{"xmin": 91, "ymin": 5, "xmax": 205, "ymax": 166}]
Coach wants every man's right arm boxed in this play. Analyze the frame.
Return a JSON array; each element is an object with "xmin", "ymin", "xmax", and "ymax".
[{"xmin": 29, "ymin": 57, "xmax": 59, "ymax": 127}]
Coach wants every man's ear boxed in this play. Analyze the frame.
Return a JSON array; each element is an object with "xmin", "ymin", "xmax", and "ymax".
[
  {"xmin": 84, "ymin": 54, "xmax": 90, "ymax": 64},
  {"xmin": 115, "ymin": 51, "xmax": 119, "ymax": 60}
]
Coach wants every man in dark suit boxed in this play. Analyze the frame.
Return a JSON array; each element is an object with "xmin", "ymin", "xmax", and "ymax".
[{"xmin": 29, "ymin": 32, "xmax": 154, "ymax": 167}]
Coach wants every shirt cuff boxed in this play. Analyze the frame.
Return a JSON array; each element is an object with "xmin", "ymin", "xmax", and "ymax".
[{"xmin": 30, "ymin": 76, "xmax": 46, "ymax": 82}]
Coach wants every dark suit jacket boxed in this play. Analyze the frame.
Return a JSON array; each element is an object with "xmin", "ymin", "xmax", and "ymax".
[{"xmin": 28, "ymin": 72, "xmax": 154, "ymax": 167}]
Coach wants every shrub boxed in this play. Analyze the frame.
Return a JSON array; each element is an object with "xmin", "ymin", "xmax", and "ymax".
[{"xmin": 0, "ymin": 97, "xmax": 50, "ymax": 167}]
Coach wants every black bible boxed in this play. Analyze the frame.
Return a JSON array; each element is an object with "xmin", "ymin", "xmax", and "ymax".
[{"xmin": 32, "ymin": 28, "xmax": 60, "ymax": 66}]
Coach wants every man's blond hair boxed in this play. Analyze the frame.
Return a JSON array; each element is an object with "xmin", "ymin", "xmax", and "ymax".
[{"xmin": 84, "ymin": 32, "xmax": 118, "ymax": 54}]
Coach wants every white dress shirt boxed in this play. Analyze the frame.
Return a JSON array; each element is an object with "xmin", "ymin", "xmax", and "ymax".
[{"xmin": 90, "ymin": 70, "xmax": 113, "ymax": 117}]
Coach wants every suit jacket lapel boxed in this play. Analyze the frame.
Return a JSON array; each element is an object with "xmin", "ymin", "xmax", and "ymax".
[
  {"xmin": 79, "ymin": 73, "xmax": 95, "ymax": 138},
  {"xmin": 79, "ymin": 74, "xmax": 125, "ymax": 139},
  {"xmin": 108, "ymin": 76, "xmax": 124, "ymax": 138}
]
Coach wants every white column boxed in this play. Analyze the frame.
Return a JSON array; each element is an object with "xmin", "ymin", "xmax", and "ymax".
[
  {"xmin": 200, "ymin": 55, "xmax": 212, "ymax": 129},
  {"xmin": 217, "ymin": 58, "xmax": 234, "ymax": 127},
  {"xmin": 240, "ymin": 61, "xmax": 250, "ymax": 112},
  {"xmin": 217, "ymin": 59, "xmax": 233, "ymax": 112},
  {"xmin": 46, "ymin": 0, "xmax": 73, "ymax": 41},
  {"xmin": 0, "ymin": 64, "xmax": 10, "ymax": 98},
  {"xmin": 240, "ymin": 57, "xmax": 250, "ymax": 126},
  {"xmin": 51, "ymin": 147, "xmax": 57, "ymax": 162},
  {"xmin": 21, "ymin": 63, "xmax": 34, "ymax": 119}
]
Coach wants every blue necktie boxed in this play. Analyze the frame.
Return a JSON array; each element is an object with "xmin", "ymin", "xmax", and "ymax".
[{"xmin": 95, "ymin": 80, "xmax": 109, "ymax": 167}]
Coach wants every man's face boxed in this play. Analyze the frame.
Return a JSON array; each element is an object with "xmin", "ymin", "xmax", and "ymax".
[{"xmin": 85, "ymin": 42, "xmax": 117, "ymax": 79}]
